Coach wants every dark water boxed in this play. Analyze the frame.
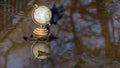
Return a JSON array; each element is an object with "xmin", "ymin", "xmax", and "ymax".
[{"xmin": 1, "ymin": 0, "xmax": 120, "ymax": 68}]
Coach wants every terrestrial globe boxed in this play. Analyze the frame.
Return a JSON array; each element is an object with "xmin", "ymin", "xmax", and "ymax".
[{"xmin": 32, "ymin": 6, "xmax": 52, "ymax": 25}]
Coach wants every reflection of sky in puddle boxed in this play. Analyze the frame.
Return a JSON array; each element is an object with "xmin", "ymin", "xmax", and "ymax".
[
  {"xmin": 82, "ymin": 36, "xmax": 104, "ymax": 50},
  {"xmin": 8, "ymin": 58, "xmax": 24, "ymax": 68},
  {"xmin": 72, "ymin": 12, "xmax": 104, "ymax": 50},
  {"xmin": 7, "ymin": 46, "xmax": 30, "ymax": 68},
  {"xmin": 64, "ymin": 42, "xmax": 75, "ymax": 51}
]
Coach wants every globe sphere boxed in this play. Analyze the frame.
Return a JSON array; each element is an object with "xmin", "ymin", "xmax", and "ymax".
[{"xmin": 32, "ymin": 6, "xmax": 52, "ymax": 25}]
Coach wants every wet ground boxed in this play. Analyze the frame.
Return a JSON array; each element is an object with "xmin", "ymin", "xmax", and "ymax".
[{"xmin": 1, "ymin": 0, "xmax": 120, "ymax": 68}]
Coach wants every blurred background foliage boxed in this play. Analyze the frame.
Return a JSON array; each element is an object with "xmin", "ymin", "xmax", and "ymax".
[{"xmin": 1, "ymin": 0, "xmax": 120, "ymax": 68}]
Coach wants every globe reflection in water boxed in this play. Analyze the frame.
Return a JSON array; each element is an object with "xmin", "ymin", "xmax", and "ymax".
[
  {"xmin": 31, "ymin": 41, "xmax": 51, "ymax": 60},
  {"xmin": 32, "ymin": 6, "xmax": 52, "ymax": 25}
]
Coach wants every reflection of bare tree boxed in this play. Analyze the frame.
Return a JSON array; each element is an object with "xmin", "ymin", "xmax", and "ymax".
[
  {"xmin": 95, "ymin": 0, "xmax": 118, "ymax": 58},
  {"xmin": 71, "ymin": 0, "xmax": 119, "ymax": 58}
]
